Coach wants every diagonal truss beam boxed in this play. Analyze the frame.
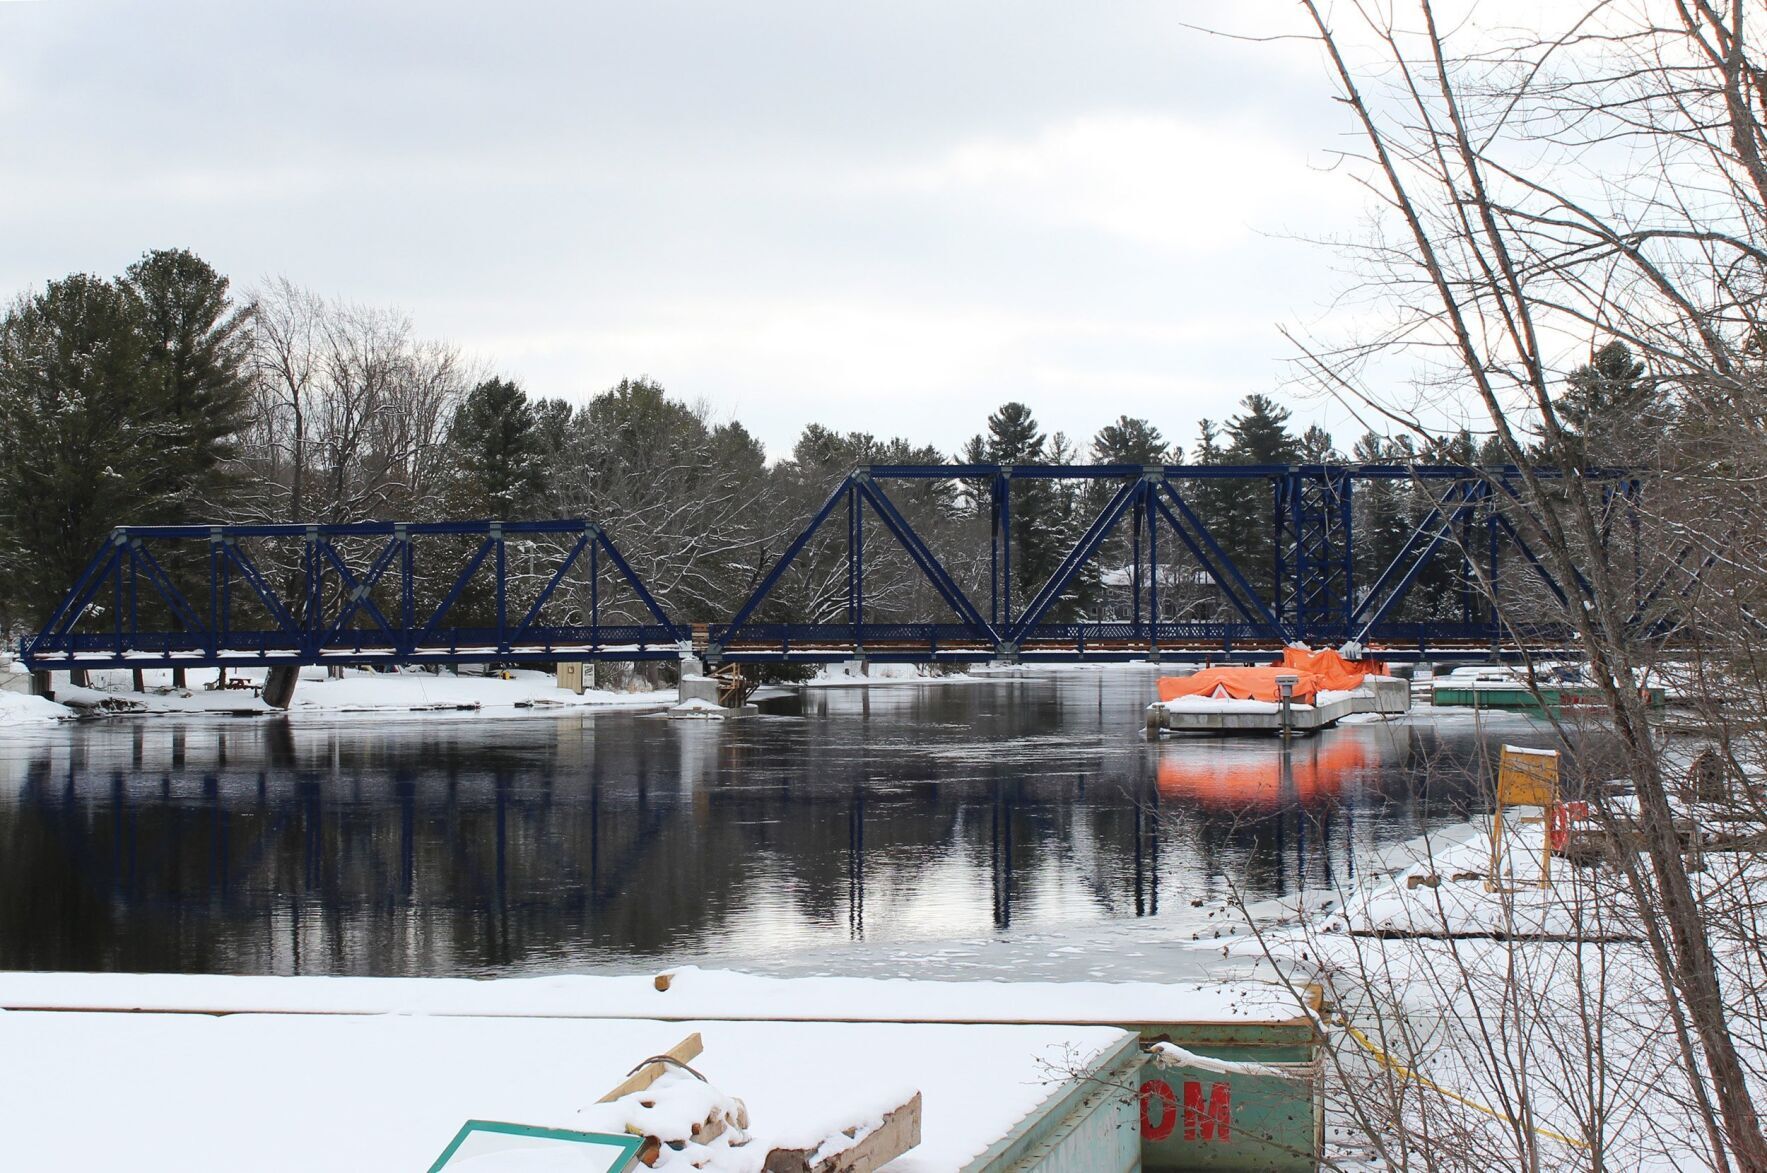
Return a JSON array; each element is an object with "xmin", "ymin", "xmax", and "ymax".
[
  {"xmin": 1154, "ymin": 481, "xmax": 1282, "ymax": 633},
  {"xmin": 721, "ymin": 478, "xmax": 852, "ymax": 643},
  {"xmin": 1350, "ymin": 480, "xmax": 1483, "ymax": 632},
  {"xmin": 857, "ymin": 478, "xmax": 994, "ymax": 634},
  {"xmin": 318, "ymin": 537, "xmax": 404, "ymax": 647},
  {"xmin": 127, "ymin": 540, "xmax": 209, "ymax": 636},
  {"xmin": 1009, "ymin": 478, "xmax": 1141, "ymax": 642},
  {"xmin": 222, "ymin": 540, "xmax": 303, "ymax": 639}
]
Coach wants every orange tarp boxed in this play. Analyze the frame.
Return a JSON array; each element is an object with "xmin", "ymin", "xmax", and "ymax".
[
  {"xmin": 1277, "ymin": 645, "xmax": 1387, "ymax": 691},
  {"xmin": 1157, "ymin": 667, "xmax": 1325, "ymax": 704},
  {"xmin": 1156, "ymin": 646, "xmax": 1387, "ymax": 705}
]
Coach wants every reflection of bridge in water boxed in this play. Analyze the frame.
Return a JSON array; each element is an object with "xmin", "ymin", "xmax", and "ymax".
[{"xmin": 0, "ymin": 710, "xmax": 1495, "ymax": 976}]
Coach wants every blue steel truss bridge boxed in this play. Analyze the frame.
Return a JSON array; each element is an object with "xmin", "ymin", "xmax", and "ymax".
[{"xmin": 19, "ymin": 463, "xmax": 1658, "ymax": 676}]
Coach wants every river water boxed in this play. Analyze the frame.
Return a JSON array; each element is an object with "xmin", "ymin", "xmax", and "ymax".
[{"xmin": 0, "ymin": 668, "xmax": 1555, "ymax": 980}]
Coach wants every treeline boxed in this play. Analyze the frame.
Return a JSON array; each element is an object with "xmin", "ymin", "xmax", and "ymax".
[{"xmin": 0, "ymin": 250, "xmax": 1661, "ymax": 633}]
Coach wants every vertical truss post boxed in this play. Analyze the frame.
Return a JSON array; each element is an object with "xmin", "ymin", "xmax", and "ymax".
[
  {"xmin": 1487, "ymin": 506, "xmax": 1501, "ymax": 648},
  {"xmin": 999, "ymin": 468, "xmax": 1014, "ymax": 628},
  {"xmin": 1460, "ymin": 502, "xmax": 1476, "ymax": 627},
  {"xmin": 1340, "ymin": 474, "xmax": 1354, "ymax": 623},
  {"xmin": 127, "ymin": 541, "xmax": 140, "ymax": 648},
  {"xmin": 1274, "ymin": 474, "xmax": 1291, "ymax": 629},
  {"xmin": 854, "ymin": 480, "xmax": 864, "ymax": 647},
  {"xmin": 1145, "ymin": 473, "xmax": 1160, "ymax": 655},
  {"xmin": 219, "ymin": 538, "xmax": 231, "ymax": 648},
  {"xmin": 304, "ymin": 526, "xmax": 321, "ymax": 656},
  {"xmin": 398, "ymin": 524, "xmax": 413, "ymax": 650},
  {"xmin": 1131, "ymin": 483, "xmax": 1143, "ymax": 636},
  {"xmin": 113, "ymin": 531, "xmax": 125, "ymax": 656},
  {"xmin": 846, "ymin": 480, "xmax": 861, "ymax": 642},
  {"xmin": 989, "ymin": 477, "xmax": 1000, "ymax": 626},
  {"xmin": 208, "ymin": 529, "xmax": 222, "ymax": 658},
  {"xmin": 1278, "ymin": 468, "xmax": 1354, "ymax": 643},
  {"xmin": 493, "ymin": 521, "xmax": 507, "ymax": 652},
  {"xmin": 590, "ymin": 538, "xmax": 601, "ymax": 652}
]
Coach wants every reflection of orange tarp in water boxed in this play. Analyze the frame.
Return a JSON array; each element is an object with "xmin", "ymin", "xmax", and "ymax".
[
  {"xmin": 1155, "ymin": 646, "xmax": 1388, "ymax": 704},
  {"xmin": 1156, "ymin": 736, "xmax": 1374, "ymax": 808}
]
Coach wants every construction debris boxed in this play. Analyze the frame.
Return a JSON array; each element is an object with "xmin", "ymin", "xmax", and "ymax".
[{"xmin": 760, "ymin": 1093, "xmax": 922, "ymax": 1173}]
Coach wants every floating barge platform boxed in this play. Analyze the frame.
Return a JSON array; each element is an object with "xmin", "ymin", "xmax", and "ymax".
[{"xmin": 1148, "ymin": 677, "xmax": 1410, "ymax": 735}]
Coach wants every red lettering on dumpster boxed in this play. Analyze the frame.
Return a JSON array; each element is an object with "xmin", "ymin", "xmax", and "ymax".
[
  {"xmin": 1184, "ymin": 1080, "xmax": 1232, "ymax": 1141},
  {"xmin": 1139, "ymin": 1079, "xmax": 1177, "ymax": 1141}
]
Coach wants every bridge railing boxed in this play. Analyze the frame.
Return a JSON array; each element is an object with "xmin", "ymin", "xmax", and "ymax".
[{"xmin": 21, "ymin": 624, "xmax": 690, "ymax": 668}]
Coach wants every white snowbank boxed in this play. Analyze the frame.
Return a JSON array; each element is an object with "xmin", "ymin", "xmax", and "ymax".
[
  {"xmin": 0, "ymin": 690, "xmax": 73, "ymax": 729},
  {"xmin": 42, "ymin": 667, "xmax": 673, "ymax": 719},
  {"xmin": 804, "ymin": 661, "xmax": 972, "ymax": 688},
  {"xmin": 0, "ymin": 1011, "xmax": 1125, "ymax": 1172},
  {"xmin": 0, "ymin": 965, "xmax": 1308, "ymax": 1026}
]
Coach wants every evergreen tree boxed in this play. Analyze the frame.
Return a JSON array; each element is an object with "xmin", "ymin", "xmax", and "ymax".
[
  {"xmin": 1224, "ymin": 394, "xmax": 1302, "ymax": 465},
  {"xmin": 1299, "ymin": 424, "xmax": 1335, "ymax": 462},
  {"xmin": 448, "ymin": 377, "xmax": 546, "ymax": 517},
  {"xmin": 1220, "ymin": 394, "xmax": 1301, "ymax": 602},
  {"xmin": 1350, "ymin": 431, "xmax": 1411, "ymax": 616},
  {"xmin": 1182, "ymin": 418, "xmax": 1234, "ymax": 616},
  {"xmin": 977, "ymin": 402, "xmax": 1062, "ymax": 615},
  {"xmin": 1087, "ymin": 416, "xmax": 1172, "ymax": 620},
  {"xmin": 1090, "ymin": 416, "xmax": 1169, "ymax": 465},
  {"xmin": 1556, "ymin": 340, "xmax": 1661, "ymax": 465},
  {"xmin": 120, "ymin": 248, "xmax": 251, "ymax": 523},
  {"xmin": 0, "ymin": 275, "xmax": 157, "ymax": 624}
]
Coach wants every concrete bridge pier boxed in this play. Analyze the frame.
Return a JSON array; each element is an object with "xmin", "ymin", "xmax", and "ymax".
[{"xmin": 262, "ymin": 666, "xmax": 300, "ymax": 710}]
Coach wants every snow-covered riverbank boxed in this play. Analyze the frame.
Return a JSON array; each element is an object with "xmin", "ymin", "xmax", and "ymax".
[
  {"xmin": 12, "ymin": 665, "xmax": 674, "ymax": 725},
  {"xmin": 1204, "ymin": 796, "xmax": 1764, "ymax": 1170}
]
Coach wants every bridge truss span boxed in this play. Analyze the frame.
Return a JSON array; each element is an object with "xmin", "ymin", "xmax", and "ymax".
[
  {"xmin": 708, "ymin": 462, "xmax": 1632, "ymax": 665},
  {"xmin": 20, "ymin": 519, "xmax": 688, "ymax": 671},
  {"xmin": 20, "ymin": 463, "xmax": 1656, "ymax": 673}
]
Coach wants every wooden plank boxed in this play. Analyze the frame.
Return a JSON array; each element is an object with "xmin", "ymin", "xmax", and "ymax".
[
  {"xmin": 596, "ymin": 1032, "xmax": 704, "ymax": 1104},
  {"xmin": 762, "ymin": 1092, "xmax": 921, "ymax": 1173}
]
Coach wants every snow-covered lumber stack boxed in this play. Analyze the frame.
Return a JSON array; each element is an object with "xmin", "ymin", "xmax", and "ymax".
[{"xmin": 582, "ymin": 1031, "xmax": 921, "ymax": 1171}]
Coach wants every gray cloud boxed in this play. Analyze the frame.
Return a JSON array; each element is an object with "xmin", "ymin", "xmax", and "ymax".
[{"xmin": 0, "ymin": 1, "xmax": 1370, "ymax": 457}]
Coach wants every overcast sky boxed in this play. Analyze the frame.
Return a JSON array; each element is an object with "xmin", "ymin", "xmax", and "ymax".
[{"xmin": 1, "ymin": 1, "xmax": 1391, "ymax": 459}]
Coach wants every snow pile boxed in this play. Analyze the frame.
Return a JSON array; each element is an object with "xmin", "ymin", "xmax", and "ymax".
[
  {"xmin": 804, "ymin": 662, "xmax": 969, "ymax": 688},
  {"xmin": 0, "ymin": 690, "xmax": 74, "ymax": 729},
  {"xmin": 0, "ymin": 965, "xmax": 1306, "ymax": 1026},
  {"xmin": 0, "ymin": 1011, "xmax": 1127, "ymax": 1172},
  {"xmin": 37, "ymin": 667, "xmax": 673, "ymax": 719},
  {"xmin": 577, "ymin": 1067, "xmax": 750, "ymax": 1169}
]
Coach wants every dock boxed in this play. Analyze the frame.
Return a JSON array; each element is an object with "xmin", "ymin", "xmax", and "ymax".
[{"xmin": 1147, "ymin": 676, "xmax": 1410, "ymax": 734}]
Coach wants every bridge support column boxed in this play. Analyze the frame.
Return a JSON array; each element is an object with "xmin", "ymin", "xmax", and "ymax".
[{"xmin": 263, "ymin": 665, "xmax": 299, "ymax": 710}]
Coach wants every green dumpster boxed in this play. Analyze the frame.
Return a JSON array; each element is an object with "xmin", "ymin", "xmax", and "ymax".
[{"xmin": 1129, "ymin": 986, "xmax": 1323, "ymax": 1171}]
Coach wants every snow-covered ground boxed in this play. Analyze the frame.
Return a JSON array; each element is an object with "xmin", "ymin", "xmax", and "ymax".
[
  {"xmin": 0, "ymin": 964, "xmax": 1297, "ymax": 1025},
  {"xmin": 803, "ymin": 661, "xmax": 975, "ymax": 687},
  {"xmin": 1205, "ymin": 793, "xmax": 1760, "ymax": 1169},
  {"xmin": 0, "ymin": 689, "xmax": 73, "ymax": 726},
  {"xmin": 0, "ymin": 1008, "xmax": 1126, "ymax": 1171},
  {"xmin": 25, "ymin": 665, "xmax": 674, "ymax": 722}
]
